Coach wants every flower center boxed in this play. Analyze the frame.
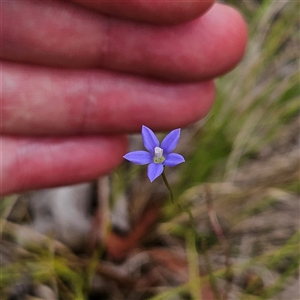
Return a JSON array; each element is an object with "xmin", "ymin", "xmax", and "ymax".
[{"xmin": 153, "ymin": 146, "xmax": 165, "ymax": 163}]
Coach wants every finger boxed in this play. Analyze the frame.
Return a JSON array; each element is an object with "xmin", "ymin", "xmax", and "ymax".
[
  {"xmin": 1, "ymin": 62, "xmax": 215, "ymax": 135},
  {"xmin": 2, "ymin": 2, "xmax": 247, "ymax": 81},
  {"xmin": 1, "ymin": 135, "xmax": 127, "ymax": 196},
  {"xmin": 68, "ymin": 0, "xmax": 214, "ymax": 24}
]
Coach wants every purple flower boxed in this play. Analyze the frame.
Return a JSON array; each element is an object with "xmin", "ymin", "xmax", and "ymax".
[{"xmin": 123, "ymin": 125, "xmax": 185, "ymax": 182}]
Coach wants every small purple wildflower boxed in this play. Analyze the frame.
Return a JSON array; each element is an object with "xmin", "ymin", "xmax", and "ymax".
[{"xmin": 123, "ymin": 125, "xmax": 185, "ymax": 182}]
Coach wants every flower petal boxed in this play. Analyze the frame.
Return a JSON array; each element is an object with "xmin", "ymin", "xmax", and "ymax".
[
  {"xmin": 142, "ymin": 125, "xmax": 159, "ymax": 154},
  {"xmin": 123, "ymin": 151, "xmax": 152, "ymax": 165},
  {"xmin": 164, "ymin": 153, "xmax": 185, "ymax": 167},
  {"xmin": 147, "ymin": 163, "xmax": 164, "ymax": 182},
  {"xmin": 161, "ymin": 128, "xmax": 181, "ymax": 154}
]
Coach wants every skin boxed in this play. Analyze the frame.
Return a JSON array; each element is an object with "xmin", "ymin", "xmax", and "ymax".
[{"xmin": 1, "ymin": 0, "xmax": 248, "ymax": 195}]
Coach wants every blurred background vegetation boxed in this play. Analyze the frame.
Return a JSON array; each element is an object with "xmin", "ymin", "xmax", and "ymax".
[{"xmin": 1, "ymin": 0, "xmax": 299, "ymax": 299}]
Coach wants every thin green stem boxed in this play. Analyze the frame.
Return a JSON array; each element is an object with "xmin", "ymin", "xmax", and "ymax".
[
  {"xmin": 161, "ymin": 170, "xmax": 174, "ymax": 204},
  {"xmin": 161, "ymin": 169, "xmax": 200, "ymax": 300},
  {"xmin": 162, "ymin": 169, "xmax": 197, "ymax": 231}
]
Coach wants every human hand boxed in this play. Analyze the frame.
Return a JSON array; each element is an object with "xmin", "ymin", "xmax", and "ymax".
[{"xmin": 1, "ymin": 0, "xmax": 247, "ymax": 195}]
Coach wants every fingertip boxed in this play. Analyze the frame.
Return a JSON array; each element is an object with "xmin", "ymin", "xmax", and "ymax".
[
  {"xmin": 1, "ymin": 135, "xmax": 128, "ymax": 196},
  {"xmin": 135, "ymin": 80, "xmax": 216, "ymax": 132},
  {"xmin": 167, "ymin": 80, "xmax": 216, "ymax": 130},
  {"xmin": 204, "ymin": 3, "xmax": 248, "ymax": 77},
  {"xmin": 221, "ymin": 4, "xmax": 248, "ymax": 67}
]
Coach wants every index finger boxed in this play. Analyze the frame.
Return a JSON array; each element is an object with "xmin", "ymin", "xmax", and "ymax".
[{"xmin": 1, "ymin": 2, "xmax": 247, "ymax": 81}]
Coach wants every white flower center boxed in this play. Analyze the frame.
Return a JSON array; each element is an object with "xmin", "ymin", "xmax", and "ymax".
[{"xmin": 153, "ymin": 146, "xmax": 165, "ymax": 163}]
